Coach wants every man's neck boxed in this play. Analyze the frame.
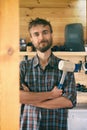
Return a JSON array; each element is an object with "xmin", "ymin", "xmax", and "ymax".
[{"xmin": 37, "ymin": 49, "xmax": 51, "ymax": 67}]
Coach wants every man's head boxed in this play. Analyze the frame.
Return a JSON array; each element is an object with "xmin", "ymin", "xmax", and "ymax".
[
  {"xmin": 28, "ymin": 18, "xmax": 53, "ymax": 52},
  {"xmin": 28, "ymin": 17, "xmax": 53, "ymax": 34}
]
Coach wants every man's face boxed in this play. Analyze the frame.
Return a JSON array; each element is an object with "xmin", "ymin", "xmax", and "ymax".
[{"xmin": 29, "ymin": 25, "xmax": 53, "ymax": 52}]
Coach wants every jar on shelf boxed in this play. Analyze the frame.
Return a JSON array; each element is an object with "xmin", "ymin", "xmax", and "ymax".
[
  {"xmin": 27, "ymin": 42, "xmax": 33, "ymax": 52},
  {"xmin": 27, "ymin": 42, "xmax": 36, "ymax": 52},
  {"xmin": 20, "ymin": 38, "xmax": 26, "ymax": 51}
]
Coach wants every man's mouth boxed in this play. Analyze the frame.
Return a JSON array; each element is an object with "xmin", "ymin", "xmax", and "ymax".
[{"xmin": 40, "ymin": 40, "xmax": 47, "ymax": 44}]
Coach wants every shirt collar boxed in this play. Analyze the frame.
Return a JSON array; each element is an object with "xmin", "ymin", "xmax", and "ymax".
[
  {"xmin": 33, "ymin": 54, "xmax": 39, "ymax": 67},
  {"xmin": 33, "ymin": 52, "xmax": 58, "ymax": 68}
]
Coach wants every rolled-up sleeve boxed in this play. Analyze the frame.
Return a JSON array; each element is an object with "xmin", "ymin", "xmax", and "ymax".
[{"xmin": 62, "ymin": 72, "xmax": 77, "ymax": 107}]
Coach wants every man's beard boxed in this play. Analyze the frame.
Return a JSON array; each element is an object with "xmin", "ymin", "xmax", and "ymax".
[{"xmin": 34, "ymin": 39, "xmax": 52, "ymax": 52}]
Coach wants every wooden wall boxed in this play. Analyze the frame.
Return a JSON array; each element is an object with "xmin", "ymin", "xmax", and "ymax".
[
  {"xmin": 19, "ymin": 0, "xmax": 86, "ymax": 45},
  {"xmin": 0, "ymin": 0, "xmax": 19, "ymax": 130}
]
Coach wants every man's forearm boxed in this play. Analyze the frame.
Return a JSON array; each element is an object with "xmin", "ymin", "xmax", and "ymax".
[
  {"xmin": 20, "ymin": 86, "xmax": 62, "ymax": 105},
  {"xmin": 20, "ymin": 90, "xmax": 56, "ymax": 104},
  {"xmin": 32, "ymin": 96, "xmax": 73, "ymax": 109}
]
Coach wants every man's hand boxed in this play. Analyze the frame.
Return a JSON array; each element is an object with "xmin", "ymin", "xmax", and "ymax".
[
  {"xmin": 21, "ymin": 84, "xmax": 29, "ymax": 92},
  {"xmin": 51, "ymin": 86, "xmax": 63, "ymax": 99},
  {"xmin": 21, "ymin": 84, "xmax": 62, "ymax": 99}
]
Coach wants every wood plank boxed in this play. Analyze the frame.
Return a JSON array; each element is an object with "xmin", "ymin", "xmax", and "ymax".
[
  {"xmin": 19, "ymin": 7, "xmax": 86, "ymax": 44},
  {"xmin": 20, "ymin": 0, "xmax": 86, "ymax": 8},
  {"xmin": 0, "ymin": 0, "xmax": 19, "ymax": 130},
  {"xmin": 19, "ymin": 52, "xmax": 87, "ymax": 57},
  {"xmin": 20, "ymin": 8, "xmax": 86, "ymax": 18},
  {"xmin": 20, "ymin": 0, "xmax": 72, "ymax": 8},
  {"xmin": 75, "ymin": 71, "xmax": 87, "ymax": 86}
]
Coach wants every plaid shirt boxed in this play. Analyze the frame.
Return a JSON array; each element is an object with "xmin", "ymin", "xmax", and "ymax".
[{"xmin": 20, "ymin": 53, "xmax": 76, "ymax": 130}]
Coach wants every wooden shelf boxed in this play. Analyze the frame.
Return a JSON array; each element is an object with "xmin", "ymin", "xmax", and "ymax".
[
  {"xmin": 19, "ymin": 51, "xmax": 87, "ymax": 57},
  {"xmin": 77, "ymin": 92, "xmax": 87, "ymax": 104}
]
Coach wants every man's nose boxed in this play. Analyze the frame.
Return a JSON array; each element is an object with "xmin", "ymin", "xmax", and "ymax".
[{"xmin": 39, "ymin": 33, "xmax": 44, "ymax": 41}]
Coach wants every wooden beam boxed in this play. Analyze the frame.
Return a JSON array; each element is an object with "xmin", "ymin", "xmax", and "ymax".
[
  {"xmin": 20, "ymin": 0, "xmax": 70, "ymax": 8},
  {"xmin": 0, "ymin": 0, "xmax": 19, "ymax": 130},
  {"xmin": 20, "ymin": 0, "xmax": 86, "ymax": 8}
]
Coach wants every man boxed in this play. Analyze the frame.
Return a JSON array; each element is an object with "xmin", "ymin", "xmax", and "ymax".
[{"xmin": 20, "ymin": 17, "xmax": 77, "ymax": 130}]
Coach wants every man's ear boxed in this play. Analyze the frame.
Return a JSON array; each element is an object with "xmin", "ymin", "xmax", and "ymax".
[{"xmin": 30, "ymin": 35, "xmax": 33, "ymax": 42}]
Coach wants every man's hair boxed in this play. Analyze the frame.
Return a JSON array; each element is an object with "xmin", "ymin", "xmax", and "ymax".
[{"xmin": 28, "ymin": 17, "xmax": 53, "ymax": 33}]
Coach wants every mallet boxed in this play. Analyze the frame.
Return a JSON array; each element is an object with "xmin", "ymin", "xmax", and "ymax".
[{"xmin": 58, "ymin": 60, "xmax": 75, "ymax": 89}]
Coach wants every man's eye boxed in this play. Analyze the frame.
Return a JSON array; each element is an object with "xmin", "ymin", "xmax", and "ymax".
[
  {"xmin": 43, "ymin": 31, "xmax": 49, "ymax": 35},
  {"xmin": 34, "ymin": 33, "xmax": 39, "ymax": 37}
]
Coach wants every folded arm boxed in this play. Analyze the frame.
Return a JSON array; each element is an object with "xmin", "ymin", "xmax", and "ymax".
[
  {"xmin": 20, "ymin": 85, "xmax": 62, "ymax": 105},
  {"xmin": 20, "ymin": 84, "xmax": 73, "ymax": 109},
  {"xmin": 32, "ymin": 96, "xmax": 73, "ymax": 109}
]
